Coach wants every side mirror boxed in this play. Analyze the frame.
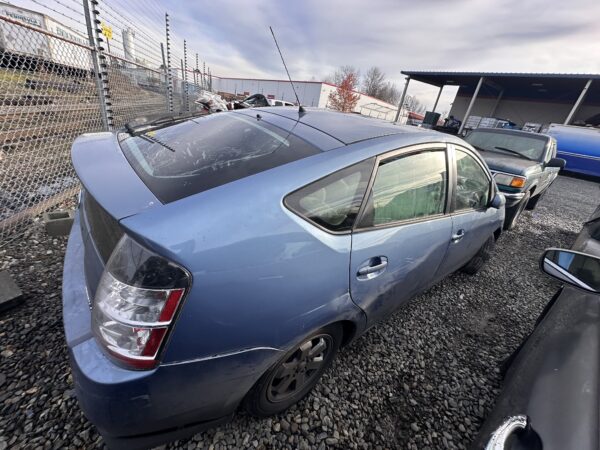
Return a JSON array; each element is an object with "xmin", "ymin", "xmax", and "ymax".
[
  {"xmin": 546, "ymin": 157, "xmax": 566, "ymax": 169},
  {"xmin": 541, "ymin": 248, "xmax": 600, "ymax": 293},
  {"xmin": 489, "ymin": 192, "xmax": 506, "ymax": 209}
]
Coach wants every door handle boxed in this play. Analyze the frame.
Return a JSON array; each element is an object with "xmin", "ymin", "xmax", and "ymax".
[
  {"xmin": 357, "ymin": 257, "xmax": 388, "ymax": 277},
  {"xmin": 451, "ymin": 229, "xmax": 465, "ymax": 242}
]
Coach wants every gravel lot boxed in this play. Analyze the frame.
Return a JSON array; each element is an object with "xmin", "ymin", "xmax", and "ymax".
[{"xmin": 1, "ymin": 175, "xmax": 598, "ymax": 450}]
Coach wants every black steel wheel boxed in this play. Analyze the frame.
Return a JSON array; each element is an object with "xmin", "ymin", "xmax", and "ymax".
[{"xmin": 244, "ymin": 325, "xmax": 342, "ymax": 417}]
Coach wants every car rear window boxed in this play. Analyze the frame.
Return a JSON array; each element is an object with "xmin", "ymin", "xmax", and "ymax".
[{"xmin": 119, "ymin": 113, "xmax": 321, "ymax": 203}]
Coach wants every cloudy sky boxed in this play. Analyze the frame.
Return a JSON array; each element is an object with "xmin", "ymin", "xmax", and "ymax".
[{"xmin": 15, "ymin": 0, "xmax": 600, "ymax": 113}]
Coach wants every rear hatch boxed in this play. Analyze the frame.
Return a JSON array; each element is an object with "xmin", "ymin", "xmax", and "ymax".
[
  {"xmin": 72, "ymin": 132, "xmax": 161, "ymax": 297},
  {"xmin": 73, "ymin": 112, "xmax": 325, "ymax": 296}
]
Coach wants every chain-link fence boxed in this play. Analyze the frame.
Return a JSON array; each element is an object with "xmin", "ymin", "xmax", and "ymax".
[{"xmin": 0, "ymin": 0, "xmax": 215, "ymax": 245}]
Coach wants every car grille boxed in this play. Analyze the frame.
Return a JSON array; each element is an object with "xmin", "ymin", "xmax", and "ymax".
[{"xmin": 82, "ymin": 190, "xmax": 123, "ymax": 263}]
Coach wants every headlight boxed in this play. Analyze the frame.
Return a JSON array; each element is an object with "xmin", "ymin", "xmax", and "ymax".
[{"xmin": 494, "ymin": 173, "xmax": 526, "ymax": 188}]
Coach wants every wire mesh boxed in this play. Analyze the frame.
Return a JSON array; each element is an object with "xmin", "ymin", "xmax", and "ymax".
[
  {"xmin": 0, "ymin": 0, "xmax": 216, "ymax": 245},
  {"xmin": 0, "ymin": 15, "xmax": 103, "ymax": 243}
]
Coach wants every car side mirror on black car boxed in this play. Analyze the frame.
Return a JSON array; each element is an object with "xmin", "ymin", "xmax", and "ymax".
[
  {"xmin": 489, "ymin": 192, "xmax": 506, "ymax": 210},
  {"xmin": 541, "ymin": 248, "xmax": 600, "ymax": 294},
  {"xmin": 546, "ymin": 157, "xmax": 566, "ymax": 169}
]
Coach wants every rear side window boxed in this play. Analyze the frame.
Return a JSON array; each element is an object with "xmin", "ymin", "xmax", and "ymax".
[
  {"xmin": 119, "ymin": 113, "xmax": 321, "ymax": 203},
  {"xmin": 285, "ymin": 158, "xmax": 374, "ymax": 232},
  {"xmin": 358, "ymin": 150, "xmax": 448, "ymax": 227}
]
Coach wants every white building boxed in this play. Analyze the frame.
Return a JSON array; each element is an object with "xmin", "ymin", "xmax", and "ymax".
[{"xmin": 212, "ymin": 76, "xmax": 402, "ymax": 122}]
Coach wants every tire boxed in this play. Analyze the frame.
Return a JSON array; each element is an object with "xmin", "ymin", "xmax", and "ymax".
[
  {"xmin": 244, "ymin": 325, "xmax": 342, "ymax": 417},
  {"xmin": 503, "ymin": 191, "xmax": 531, "ymax": 230},
  {"xmin": 460, "ymin": 235, "xmax": 496, "ymax": 275},
  {"xmin": 526, "ymin": 190, "xmax": 544, "ymax": 210}
]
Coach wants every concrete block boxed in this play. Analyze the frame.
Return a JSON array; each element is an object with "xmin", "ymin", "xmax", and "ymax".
[
  {"xmin": 0, "ymin": 271, "xmax": 23, "ymax": 313},
  {"xmin": 43, "ymin": 209, "xmax": 75, "ymax": 237}
]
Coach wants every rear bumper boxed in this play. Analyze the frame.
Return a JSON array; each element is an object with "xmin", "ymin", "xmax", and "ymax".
[{"xmin": 62, "ymin": 212, "xmax": 280, "ymax": 449}]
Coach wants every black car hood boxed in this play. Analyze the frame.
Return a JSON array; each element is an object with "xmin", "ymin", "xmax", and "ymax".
[{"xmin": 478, "ymin": 151, "xmax": 539, "ymax": 176}]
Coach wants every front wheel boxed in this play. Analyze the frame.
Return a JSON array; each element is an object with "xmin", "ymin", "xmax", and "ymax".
[
  {"xmin": 503, "ymin": 191, "xmax": 531, "ymax": 230},
  {"xmin": 461, "ymin": 235, "xmax": 496, "ymax": 275},
  {"xmin": 244, "ymin": 325, "xmax": 342, "ymax": 417}
]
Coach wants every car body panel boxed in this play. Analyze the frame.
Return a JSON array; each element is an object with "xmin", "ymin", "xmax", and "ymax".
[
  {"xmin": 473, "ymin": 205, "xmax": 600, "ymax": 449},
  {"xmin": 546, "ymin": 123, "xmax": 600, "ymax": 178},
  {"xmin": 350, "ymin": 216, "xmax": 454, "ymax": 325}
]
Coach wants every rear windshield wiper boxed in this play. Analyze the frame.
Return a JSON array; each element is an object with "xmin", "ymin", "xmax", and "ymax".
[
  {"xmin": 124, "ymin": 111, "xmax": 206, "ymax": 137},
  {"xmin": 493, "ymin": 146, "xmax": 534, "ymax": 160},
  {"xmin": 124, "ymin": 123, "xmax": 176, "ymax": 152}
]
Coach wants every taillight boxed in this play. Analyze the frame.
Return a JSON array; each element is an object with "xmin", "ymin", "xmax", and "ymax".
[{"xmin": 92, "ymin": 235, "xmax": 190, "ymax": 370}]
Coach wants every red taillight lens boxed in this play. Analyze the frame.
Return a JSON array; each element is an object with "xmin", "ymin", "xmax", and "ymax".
[{"xmin": 92, "ymin": 236, "xmax": 190, "ymax": 370}]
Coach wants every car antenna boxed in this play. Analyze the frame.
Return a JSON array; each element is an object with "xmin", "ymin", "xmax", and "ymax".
[{"xmin": 269, "ymin": 26, "xmax": 305, "ymax": 115}]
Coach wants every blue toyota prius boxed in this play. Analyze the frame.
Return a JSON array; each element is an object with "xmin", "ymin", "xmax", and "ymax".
[{"xmin": 62, "ymin": 107, "xmax": 505, "ymax": 448}]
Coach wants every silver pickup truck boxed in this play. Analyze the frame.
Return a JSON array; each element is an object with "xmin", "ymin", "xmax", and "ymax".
[{"xmin": 464, "ymin": 128, "xmax": 566, "ymax": 229}]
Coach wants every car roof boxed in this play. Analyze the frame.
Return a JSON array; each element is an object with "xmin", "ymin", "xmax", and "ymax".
[
  {"xmin": 470, "ymin": 127, "xmax": 552, "ymax": 141},
  {"xmin": 255, "ymin": 107, "xmax": 421, "ymax": 145}
]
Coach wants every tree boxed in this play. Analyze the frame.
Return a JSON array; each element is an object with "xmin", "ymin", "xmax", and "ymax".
[
  {"xmin": 362, "ymin": 66, "xmax": 386, "ymax": 98},
  {"xmin": 328, "ymin": 72, "xmax": 361, "ymax": 112},
  {"xmin": 326, "ymin": 65, "xmax": 360, "ymax": 87},
  {"xmin": 404, "ymin": 95, "xmax": 426, "ymax": 114},
  {"xmin": 378, "ymin": 81, "xmax": 401, "ymax": 105}
]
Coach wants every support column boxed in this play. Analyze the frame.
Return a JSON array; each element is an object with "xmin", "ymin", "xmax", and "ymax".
[
  {"xmin": 431, "ymin": 85, "xmax": 443, "ymax": 113},
  {"xmin": 564, "ymin": 79, "xmax": 592, "ymax": 125},
  {"xmin": 394, "ymin": 76, "xmax": 410, "ymax": 123},
  {"xmin": 458, "ymin": 76, "xmax": 484, "ymax": 134}
]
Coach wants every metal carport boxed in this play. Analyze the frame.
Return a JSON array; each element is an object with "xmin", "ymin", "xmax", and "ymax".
[{"xmin": 394, "ymin": 71, "xmax": 600, "ymax": 133}]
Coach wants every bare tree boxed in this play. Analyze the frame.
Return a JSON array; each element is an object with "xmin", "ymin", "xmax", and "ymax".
[
  {"xmin": 326, "ymin": 66, "xmax": 361, "ymax": 87},
  {"xmin": 362, "ymin": 66, "xmax": 386, "ymax": 97},
  {"xmin": 404, "ymin": 95, "xmax": 426, "ymax": 114},
  {"xmin": 378, "ymin": 82, "xmax": 400, "ymax": 105}
]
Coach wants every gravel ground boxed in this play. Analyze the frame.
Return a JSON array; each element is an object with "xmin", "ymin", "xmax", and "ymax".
[{"xmin": 1, "ymin": 175, "xmax": 598, "ymax": 450}]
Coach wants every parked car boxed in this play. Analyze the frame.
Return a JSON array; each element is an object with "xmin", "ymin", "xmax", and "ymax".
[
  {"xmin": 229, "ymin": 93, "xmax": 295, "ymax": 109},
  {"xmin": 472, "ymin": 203, "xmax": 600, "ymax": 450},
  {"xmin": 63, "ymin": 108, "xmax": 505, "ymax": 448},
  {"xmin": 464, "ymin": 128, "xmax": 566, "ymax": 229},
  {"xmin": 545, "ymin": 123, "xmax": 600, "ymax": 178}
]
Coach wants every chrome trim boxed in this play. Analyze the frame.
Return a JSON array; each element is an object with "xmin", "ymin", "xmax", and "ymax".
[
  {"xmin": 501, "ymin": 191, "xmax": 525, "ymax": 200},
  {"xmin": 490, "ymin": 169, "xmax": 527, "ymax": 179},
  {"xmin": 161, "ymin": 346, "xmax": 283, "ymax": 366},
  {"xmin": 557, "ymin": 150, "xmax": 600, "ymax": 161},
  {"xmin": 485, "ymin": 415, "xmax": 529, "ymax": 450}
]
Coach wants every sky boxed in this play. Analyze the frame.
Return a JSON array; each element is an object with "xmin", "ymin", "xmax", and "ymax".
[{"xmin": 12, "ymin": 0, "xmax": 600, "ymax": 115}]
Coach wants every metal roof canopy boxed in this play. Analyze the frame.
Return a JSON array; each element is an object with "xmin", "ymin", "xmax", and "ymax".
[{"xmin": 397, "ymin": 71, "xmax": 600, "ymax": 132}]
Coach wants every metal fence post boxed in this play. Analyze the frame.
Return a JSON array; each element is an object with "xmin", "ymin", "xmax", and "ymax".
[
  {"xmin": 83, "ymin": 0, "xmax": 113, "ymax": 130},
  {"xmin": 183, "ymin": 40, "xmax": 189, "ymax": 111},
  {"xmin": 160, "ymin": 42, "xmax": 169, "ymax": 111},
  {"xmin": 165, "ymin": 13, "xmax": 173, "ymax": 112}
]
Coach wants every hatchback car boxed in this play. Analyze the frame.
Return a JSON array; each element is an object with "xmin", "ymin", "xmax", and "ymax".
[{"xmin": 63, "ymin": 108, "xmax": 505, "ymax": 448}]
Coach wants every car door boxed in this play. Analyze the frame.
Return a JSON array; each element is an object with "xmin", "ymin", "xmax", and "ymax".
[
  {"xmin": 349, "ymin": 144, "xmax": 454, "ymax": 326},
  {"xmin": 436, "ymin": 144, "xmax": 499, "ymax": 276}
]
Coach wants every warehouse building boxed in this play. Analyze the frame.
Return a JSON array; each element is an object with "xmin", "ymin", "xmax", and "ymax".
[
  {"xmin": 212, "ymin": 76, "xmax": 402, "ymax": 122},
  {"xmin": 399, "ymin": 71, "xmax": 600, "ymax": 133}
]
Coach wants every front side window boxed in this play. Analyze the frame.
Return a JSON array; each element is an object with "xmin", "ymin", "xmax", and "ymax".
[
  {"xmin": 358, "ymin": 150, "xmax": 447, "ymax": 227},
  {"xmin": 285, "ymin": 158, "xmax": 374, "ymax": 232},
  {"xmin": 455, "ymin": 149, "xmax": 490, "ymax": 210}
]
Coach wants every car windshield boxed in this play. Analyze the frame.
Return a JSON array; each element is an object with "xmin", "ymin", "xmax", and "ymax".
[
  {"xmin": 465, "ymin": 131, "xmax": 547, "ymax": 161},
  {"xmin": 119, "ymin": 112, "xmax": 321, "ymax": 203}
]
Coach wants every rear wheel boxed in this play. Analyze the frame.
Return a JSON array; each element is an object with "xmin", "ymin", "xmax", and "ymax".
[
  {"xmin": 461, "ymin": 235, "xmax": 496, "ymax": 275},
  {"xmin": 244, "ymin": 325, "xmax": 342, "ymax": 417},
  {"xmin": 503, "ymin": 191, "xmax": 531, "ymax": 230}
]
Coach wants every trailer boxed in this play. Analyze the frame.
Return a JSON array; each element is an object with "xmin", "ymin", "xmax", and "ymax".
[
  {"xmin": 545, "ymin": 124, "xmax": 600, "ymax": 178},
  {"xmin": 0, "ymin": 1, "xmax": 92, "ymax": 72}
]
